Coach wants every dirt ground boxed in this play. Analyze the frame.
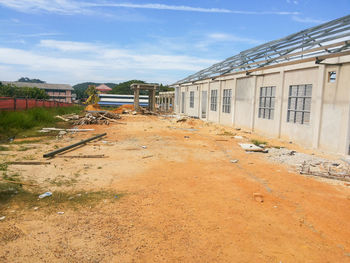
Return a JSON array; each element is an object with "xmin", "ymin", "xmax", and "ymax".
[{"xmin": 1, "ymin": 115, "xmax": 350, "ymax": 262}]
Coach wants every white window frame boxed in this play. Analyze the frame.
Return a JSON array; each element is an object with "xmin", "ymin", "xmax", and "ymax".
[
  {"xmin": 287, "ymin": 84, "xmax": 312, "ymax": 125},
  {"xmin": 210, "ymin": 89, "xmax": 217, "ymax": 111},
  {"xmin": 258, "ymin": 86, "xmax": 276, "ymax": 120},
  {"xmin": 222, "ymin": 89, "xmax": 232, "ymax": 113},
  {"xmin": 189, "ymin": 91, "xmax": 194, "ymax": 108}
]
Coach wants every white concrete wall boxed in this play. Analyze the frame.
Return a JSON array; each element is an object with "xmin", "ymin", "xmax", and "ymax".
[
  {"xmin": 279, "ymin": 67, "xmax": 318, "ymax": 148},
  {"xmin": 208, "ymin": 81, "xmax": 220, "ymax": 123},
  {"xmin": 253, "ymin": 73, "xmax": 281, "ymax": 137},
  {"xmin": 319, "ymin": 63, "xmax": 350, "ymax": 154},
  {"xmin": 174, "ymin": 55, "xmax": 350, "ymax": 155},
  {"xmin": 234, "ymin": 77, "xmax": 255, "ymax": 129},
  {"xmin": 186, "ymin": 85, "xmax": 200, "ymax": 118}
]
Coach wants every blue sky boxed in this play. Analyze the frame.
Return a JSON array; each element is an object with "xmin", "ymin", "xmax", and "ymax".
[{"xmin": 0, "ymin": 0, "xmax": 348, "ymax": 85}]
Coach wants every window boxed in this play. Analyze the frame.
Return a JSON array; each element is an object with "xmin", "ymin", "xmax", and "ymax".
[
  {"xmin": 287, "ymin": 84, "xmax": 312, "ymax": 124},
  {"xmin": 190, "ymin": 91, "xmax": 194, "ymax": 108},
  {"xmin": 328, "ymin": 71, "xmax": 336, "ymax": 83},
  {"xmin": 210, "ymin": 89, "xmax": 217, "ymax": 111},
  {"xmin": 222, "ymin": 89, "xmax": 232, "ymax": 113},
  {"xmin": 258, "ymin": 86, "xmax": 276, "ymax": 119}
]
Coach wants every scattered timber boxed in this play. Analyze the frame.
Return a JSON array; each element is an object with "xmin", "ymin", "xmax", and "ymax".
[
  {"xmin": 74, "ymin": 112, "xmax": 121, "ymax": 125},
  {"xmin": 142, "ymin": 155, "xmax": 153, "ymax": 159},
  {"xmin": 42, "ymin": 128, "xmax": 95, "ymax": 132},
  {"xmin": 56, "ymin": 154, "xmax": 107, "ymax": 158},
  {"xmin": 43, "ymin": 133, "xmax": 107, "ymax": 158},
  {"xmin": 8, "ymin": 161, "xmax": 50, "ymax": 165}
]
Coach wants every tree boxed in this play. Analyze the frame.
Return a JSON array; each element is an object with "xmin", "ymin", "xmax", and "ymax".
[
  {"xmin": 0, "ymin": 83, "xmax": 49, "ymax": 99},
  {"xmin": 18, "ymin": 77, "xmax": 46, "ymax": 83}
]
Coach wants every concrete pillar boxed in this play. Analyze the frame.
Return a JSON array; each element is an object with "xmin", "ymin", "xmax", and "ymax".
[
  {"xmin": 134, "ymin": 86, "xmax": 140, "ymax": 111},
  {"xmin": 277, "ymin": 71, "xmax": 285, "ymax": 138},
  {"xmin": 250, "ymin": 76, "xmax": 257, "ymax": 131},
  {"xmin": 312, "ymin": 65, "xmax": 326, "ymax": 149},
  {"xmin": 150, "ymin": 88, "xmax": 156, "ymax": 112}
]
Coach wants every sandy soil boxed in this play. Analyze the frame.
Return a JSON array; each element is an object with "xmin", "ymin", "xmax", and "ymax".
[{"xmin": 1, "ymin": 115, "xmax": 350, "ymax": 262}]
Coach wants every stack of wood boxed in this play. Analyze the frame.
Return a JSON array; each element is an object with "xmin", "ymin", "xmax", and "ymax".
[
  {"xmin": 139, "ymin": 107, "xmax": 158, "ymax": 116},
  {"xmin": 74, "ymin": 112, "xmax": 122, "ymax": 125}
]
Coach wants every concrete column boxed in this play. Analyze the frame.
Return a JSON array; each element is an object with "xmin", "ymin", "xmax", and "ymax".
[
  {"xmin": 250, "ymin": 76, "xmax": 257, "ymax": 131},
  {"xmin": 151, "ymin": 88, "xmax": 156, "ymax": 112},
  {"xmin": 312, "ymin": 65, "xmax": 326, "ymax": 149},
  {"xmin": 218, "ymin": 80, "xmax": 222, "ymax": 124},
  {"xmin": 134, "ymin": 86, "xmax": 140, "ymax": 111},
  {"xmin": 232, "ymin": 78, "xmax": 237, "ymax": 126},
  {"xmin": 277, "ymin": 70, "xmax": 285, "ymax": 138}
]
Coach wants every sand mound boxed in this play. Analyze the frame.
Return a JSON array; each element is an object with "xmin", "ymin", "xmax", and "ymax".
[
  {"xmin": 85, "ymin": 104, "xmax": 101, "ymax": 111},
  {"xmin": 113, "ymin": 104, "xmax": 135, "ymax": 114}
]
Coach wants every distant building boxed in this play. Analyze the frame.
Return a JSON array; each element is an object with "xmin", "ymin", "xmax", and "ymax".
[
  {"xmin": 96, "ymin": 84, "xmax": 112, "ymax": 94},
  {"xmin": 2, "ymin": 81, "xmax": 74, "ymax": 103}
]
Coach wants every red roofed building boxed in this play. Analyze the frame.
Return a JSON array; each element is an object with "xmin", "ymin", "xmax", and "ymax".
[{"xmin": 96, "ymin": 84, "xmax": 112, "ymax": 93}]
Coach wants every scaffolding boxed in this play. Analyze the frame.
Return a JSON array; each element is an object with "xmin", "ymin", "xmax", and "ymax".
[{"xmin": 174, "ymin": 15, "xmax": 350, "ymax": 85}]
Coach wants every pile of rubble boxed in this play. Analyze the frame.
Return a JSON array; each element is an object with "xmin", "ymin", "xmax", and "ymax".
[
  {"xmin": 56, "ymin": 112, "xmax": 122, "ymax": 125},
  {"xmin": 74, "ymin": 112, "xmax": 121, "ymax": 125},
  {"xmin": 266, "ymin": 147, "xmax": 350, "ymax": 182}
]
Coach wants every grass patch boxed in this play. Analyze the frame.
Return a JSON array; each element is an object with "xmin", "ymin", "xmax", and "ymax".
[
  {"xmin": 11, "ymin": 138, "xmax": 45, "ymax": 145},
  {"xmin": 218, "ymin": 131, "xmax": 235, "ymax": 136},
  {"xmin": 0, "ymin": 145, "xmax": 10, "ymax": 151},
  {"xmin": 49, "ymin": 175, "xmax": 78, "ymax": 187},
  {"xmin": 251, "ymin": 139, "xmax": 268, "ymax": 146},
  {"xmin": 0, "ymin": 105, "xmax": 83, "ymax": 140},
  {"xmin": 0, "ymin": 182, "xmax": 123, "ymax": 211},
  {"xmin": 0, "ymin": 163, "xmax": 8, "ymax": 171}
]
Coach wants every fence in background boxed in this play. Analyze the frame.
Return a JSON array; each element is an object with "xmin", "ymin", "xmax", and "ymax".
[{"xmin": 0, "ymin": 97, "xmax": 73, "ymax": 111}]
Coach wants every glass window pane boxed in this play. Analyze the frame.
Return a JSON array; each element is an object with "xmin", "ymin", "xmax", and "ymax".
[{"xmin": 304, "ymin": 112, "xmax": 310, "ymax": 124}]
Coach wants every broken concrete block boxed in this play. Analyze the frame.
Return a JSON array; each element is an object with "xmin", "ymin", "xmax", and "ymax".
[{"xmin": 239, "ymin": 143, "xmax": 264, "ymax": 152}]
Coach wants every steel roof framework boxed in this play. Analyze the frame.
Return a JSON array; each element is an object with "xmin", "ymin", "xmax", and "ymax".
[{"xmin": 175, "ymin": 15, "xmax": 350, "ymax": 85}]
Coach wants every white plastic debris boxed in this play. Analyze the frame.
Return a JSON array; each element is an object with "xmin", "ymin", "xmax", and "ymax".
[
  {"xmin": 57, "ymin": 212, "xmax": 64, "ymax": 215},
  {"xmin": 39, "ymin": 192, "xmax": 52, "ymax": 199},
  {"xmin": 0, "ymin": 216, "xmax": 5, "ymax": 221},
  {"xmin": 230, "ymin": 159, "xmax": 239, "ymax": 163},
  {"xmin": 141, "ymin": 146, "xmax": 147, "ymax": 149}
]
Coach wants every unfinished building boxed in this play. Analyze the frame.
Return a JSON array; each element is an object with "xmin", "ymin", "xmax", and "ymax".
[{"xmin": 172, "ymin": 15, "xmax": 350, "ymax": 155}]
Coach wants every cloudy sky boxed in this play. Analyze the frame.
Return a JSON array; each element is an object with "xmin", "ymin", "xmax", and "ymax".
[{"xmin": 0, "ymin": 0, "xmax": 348, "ymax": 85}]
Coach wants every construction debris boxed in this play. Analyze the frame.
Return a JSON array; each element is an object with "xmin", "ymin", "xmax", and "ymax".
[
  {"xmin": 43, "ymin": 133, "xmax": 107, "ymax": 158},
  {"xmin": 41, "ymin": 128, "xmax": 95, "ymax": 132},
  {"xmin": 239, "ymin": 143, "xmax": 267, "ymax": 153},
  {"xmin": 55, "ymin": 154, "xmax": 106, "ymax": 158},
  {"xmin": 74, "ymin": 112, "xmax": 122, "ymax": 125},
  {"xmin": 39, "ymin": 192, "xmax": 52, "ymax": 199},
  {"xmin": 230, "ymin": 159, "xmax": 238, "ymax": 163},
  {"xmin": 139, "ymin": 106, "xmax": 158, "ymax": 115},
  {"xmin": 267, "ymin": 147, "xmax": 350, "ymax": 182},
  {"xmin": 176, "ymin": 116, "xmax": 188, "ymax": 122},
  {"xmin": 55, "ymin": 114, "xmax": 80, "ymax": 121},
  {"xmin": 300, "ymin": 161, "xmax": 350, "ymax": 182},
  {"xmin": 142, "ymin": 155, "xmax": 153, "ymax": 159}
]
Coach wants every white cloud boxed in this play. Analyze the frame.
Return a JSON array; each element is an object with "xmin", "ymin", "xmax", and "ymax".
[
  {"xmin": 0, "ymin": 40, "xmax": 218, "ymax": 84},
  {"xmin": 207, "ymin": 33, "xmax": 261, "ymax": 45},
  {"xmin": 0, "ymin": 0, "xmax": 88, "ymax": 14},
  {"xmin": 0, "ymin": 0, "xmax": 300, "ymax": 16},
  {"xmin": 292, "ymin": 16, "xmax": 326, "ymax": 24}
]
